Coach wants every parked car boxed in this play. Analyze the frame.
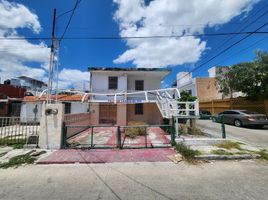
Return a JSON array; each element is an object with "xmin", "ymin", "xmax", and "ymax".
[
  {"xmin": 212, "ymin": 110, "xmax": 268, "ymax": 128},
  {"xmin": 199, "ymin": 110, "xmax": 212, "ymax": 119}
]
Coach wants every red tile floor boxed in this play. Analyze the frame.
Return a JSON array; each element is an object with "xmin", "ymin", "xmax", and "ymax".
[{"xmin": 37, "ymin": 148, "xmax": 176, "ymax": 164}]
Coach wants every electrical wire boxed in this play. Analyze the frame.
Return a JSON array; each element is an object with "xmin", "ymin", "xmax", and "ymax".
[{"xmin": 0, "ymin": 31, "xmax": 267, "ymax": 41}]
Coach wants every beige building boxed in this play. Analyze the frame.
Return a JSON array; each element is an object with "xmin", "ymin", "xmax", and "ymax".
[{"xmin": 176, "ymin": 66, "xmax": 244, "ymax": 102}]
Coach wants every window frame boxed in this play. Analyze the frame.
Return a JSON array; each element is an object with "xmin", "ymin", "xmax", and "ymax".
[
  {"xmin": 135, "ymin": 80, "xmax": 144, "ymax": 91},
  {"xmin": 108, "ymin": 76, "xmax": 118, "ymax": 90}
]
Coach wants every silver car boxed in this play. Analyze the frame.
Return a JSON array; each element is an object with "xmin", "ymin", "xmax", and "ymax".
[{"xmin": 216, "ymin": 110, "xmax": 268, "ymax": 128}]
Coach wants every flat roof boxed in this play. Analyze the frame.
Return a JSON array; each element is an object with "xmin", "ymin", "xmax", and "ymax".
[
  {"xmin": 18, "ymin": 76, "xmax": 47, "ymax": 85},
  {"xmin": 88, "ymin": 67, "xmax": 171, "ymax": 72}
]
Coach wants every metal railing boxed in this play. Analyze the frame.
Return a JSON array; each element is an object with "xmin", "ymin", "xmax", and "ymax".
[
  {"xmin": 62, "ymin": 124, "xmax": 175, "ymax": 149},
  {"xmin": 0, "ymin": 117, "xmax": 39, "ymax": 146}
]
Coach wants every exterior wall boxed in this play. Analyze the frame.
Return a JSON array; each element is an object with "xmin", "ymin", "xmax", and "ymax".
[
  {"xmin": 70, "ymin": 102, "xmax": 88, "ymax": 114},
  {"xmin": 20, "ymin": 102, "xmax": 42, "ymax": 122},
  {"xmin": 91, "ymin": 72, "xmax": 127, "ymax": 93},
  {"xmin": 39, "ymin": 103, "xmax": 64, "ymax": 149},
  {"xmin": 90, "ymin": 103, "xmax": 99, "ymax": 125},
  {"xmin": 0, "ymin": 102, "xmax": 9, "ymax": 116},
  {"xmin": 117, "ymin": 104, "xmax": 127, "ymax": 126},
  {"xmin": 127, "ymin": 75, "xmax": 161, "ymax": 91},
  {"xmin": 127, "ymin": 103, "xmax": 163, "ymax": 125},
  {"xmin": 0, "ymin": 84, "xmax": 26, "ymax": 98},
  {"xmin": 196, "ymin": 78, "xmax": 219, "ymax": 102}
]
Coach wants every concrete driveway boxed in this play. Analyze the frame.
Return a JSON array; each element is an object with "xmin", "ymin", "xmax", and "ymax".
[
  {"xmin": 197, "ymin": 120, "xmax": 268, "ymax": 149},
  {"xmin": 0, "ymin": 161, "xmax": 268, "ymax": 200}
]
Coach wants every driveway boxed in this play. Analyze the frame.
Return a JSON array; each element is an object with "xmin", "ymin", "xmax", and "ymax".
[
  {"xmin": 0, "ymin": 161, "xmax": 268, "ymax": 200},
  {"xmin": 197, "ymin": 120, "xmax": 268, "ymax": 149}
]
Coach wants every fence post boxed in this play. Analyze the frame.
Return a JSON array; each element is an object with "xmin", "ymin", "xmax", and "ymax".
[
  {"xmin": 221, "ymin": 115, "xmax": 226, "ymax": 139},
  {"xmin": 61, "ymin": 122, "xmax": 67, "ymax": 148},
  {"xmin": 91, "ymin": 126, "xmax": 94, "ymax": 148},
  {"xmin": 170, "ymin": 125, "xmax": 176, "ymax": 146},
  {"xmin": 145, "ymin": 126, "xmax": 148, "ymax": 148},
  {"xmin": 117, "ymin": 126, "xmax": 121, "ymax": 149}
]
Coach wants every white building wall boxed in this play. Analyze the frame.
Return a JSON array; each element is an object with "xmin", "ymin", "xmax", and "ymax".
[
  {"xmin": 91, "ymin": 72, "xmax": 127, "ymax": 93},
  {"xmin": 20, "ymin": 102, "xmax": 42, "ymax": 123},
  {"xmin": 70, "ymin": 102, "xmax": 88, "ymax": 114},
  {"xmin": 127, "ymin": 75, "xmax": 161, "ymax": 91}
]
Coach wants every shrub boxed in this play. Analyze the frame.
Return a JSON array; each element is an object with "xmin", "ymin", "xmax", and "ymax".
[
  {"xmin": 125, "ymin": 121, "xmax": 147, "ymax": 138},
  {"xmin": 175, "ymin": 143, "xmax": 201, "ymax": 161}
]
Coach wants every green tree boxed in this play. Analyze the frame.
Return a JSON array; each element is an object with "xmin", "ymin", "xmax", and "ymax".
[
  {"xmin": 179, "ymin": 91, "xmax": 197, "ymax": 102},
  {"xmin": 215, "ymin": 67, "xmax": 236, "ymax": 99},
  {"xmin": 216, "ymin": 51, "xmax": 268, "ymax": 100},
  {"xmin": 231, "ymin": 51, "xmax": 268, "ymax": 100}
]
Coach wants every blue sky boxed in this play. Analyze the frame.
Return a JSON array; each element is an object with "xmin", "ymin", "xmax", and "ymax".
[{"xmin": 1, "ymin": 0, "xmax": 268, "ymax": 88}]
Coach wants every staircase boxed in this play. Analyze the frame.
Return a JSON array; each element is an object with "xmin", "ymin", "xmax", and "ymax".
[{"xmin": 155, "ymin": 90, "xmax": 199, "ymax": 119}]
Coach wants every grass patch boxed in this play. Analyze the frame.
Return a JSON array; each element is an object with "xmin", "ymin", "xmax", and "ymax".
[
  {"xmin": 125, "ymin": 121, "xmax": 147, "ymax": 138},
  {"xmin": 211, "ymin": 149, "xmax": 233, "ymax": 155},
  {"xmin": 0, "ymin": 151, "xmax": 36, "ymax": 169},
  {"xmin": 0, "ymin": 152, "xmax": 8, "ymax": 157},
  {"xmin": 257, "ymin": 149, "xmax": 268, "ymax": 160},
  {"xmin": 175, "ymin": 143, "xmax": 201, "ymax": 161},
  {"xmin": 215, "ymin": 141, "xmax": 242, "ymax": 150},
  {"xmin": 0, "ymin": 138, "xmax": 26, "ymax": 147}
]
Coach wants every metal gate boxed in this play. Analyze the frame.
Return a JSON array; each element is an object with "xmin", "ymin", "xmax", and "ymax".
[{"xmin": 62, "ymin": 124, "xmax": 175, "ymax": 149}]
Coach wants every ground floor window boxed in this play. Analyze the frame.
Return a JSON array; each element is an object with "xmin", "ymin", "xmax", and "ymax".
[
  {"xmin": 64, "ymin": 103, "xmax": 71, "ymax": 114},
  {"xmin": 135, "ymin": 104, "xmax": 143, "ymax": 115}
]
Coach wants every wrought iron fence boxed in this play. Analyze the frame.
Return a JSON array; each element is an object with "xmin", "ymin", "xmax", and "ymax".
[{"xmin": 0, "ymin": 117, "xmax": 39, "ymax": 146}]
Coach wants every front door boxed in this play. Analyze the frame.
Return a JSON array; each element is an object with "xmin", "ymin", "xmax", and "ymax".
[{"xmin": 99, "ymin": 104, "xmax": 117, "ymax": 125}]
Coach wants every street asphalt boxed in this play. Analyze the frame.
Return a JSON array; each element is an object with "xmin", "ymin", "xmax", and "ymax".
[
  {"xmin": 197, "ymin": 120, "xmax": 268, "ymax": 150},
  {"xmin": 0, "ymin": 160, "xmax": 267, "ymax": 200}
]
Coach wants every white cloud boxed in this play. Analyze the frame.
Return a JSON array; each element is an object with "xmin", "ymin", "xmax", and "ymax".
[
  {"xmin": 58, "ymin": 68, "xmax": 90, "ymax": 89},
  {"xmin": 0, "ymin": 0, "xmax": 89, "ymax": 90},
  {"xmin": 113, "ymin": 0, "xmax": 259, "ymax": 68}
]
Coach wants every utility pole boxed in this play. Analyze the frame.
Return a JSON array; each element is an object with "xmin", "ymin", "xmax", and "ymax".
[{"xmin": 47, "ymin": 8, "xmax": 56, "ymax": 103}]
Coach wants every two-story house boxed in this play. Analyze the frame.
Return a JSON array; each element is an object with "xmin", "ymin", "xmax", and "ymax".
[{"xmin": 88, "ymin": 67, "xmax": 171, "ymax": 125}]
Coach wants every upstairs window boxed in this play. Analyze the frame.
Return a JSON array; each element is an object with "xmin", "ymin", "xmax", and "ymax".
[
  {"xmin": 108, "ymin": 77, "xmax": 118, "ymax": 89},
  {"xmin": 135, "ymin": 80, "xmax": 144, "ymax": 91},
  {"xmin": 135, "ymin": 104, "xmax": 144, "ymax": 115}
]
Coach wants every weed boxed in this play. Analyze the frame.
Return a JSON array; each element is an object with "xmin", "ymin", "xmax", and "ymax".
[
  {"xmin": 211, "ymin": 149, "xmax": 233, "ymax": 155},
  {"xmin": 0, "ymin": 138, "xmax": 27, "ymax": 147},
  {"xmin": 257, "ymin": 149, "xmax": 268, "ymax": 160},
  {"xmin": 175, "ymin": 143, "xmax": 201, "ymax": 161},
  {"xmin": 215, "ymin": 141, "xmax": 242, "ymax": 150},
  {"xmin": 0, "ymin": 151, "xmax": 36, "ymax": 169},
  {"xmin": 0, "ymin": 152, "xmax": 7, "ymax": 157},
  {"xmin": 125, "ymin": 121, "xmax": 147, "ymax": 138}
]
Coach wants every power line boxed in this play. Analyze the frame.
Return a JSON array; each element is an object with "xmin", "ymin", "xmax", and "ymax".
[
  {"xmin": 59, "ymin": 0, "xmax": 82, "ymax": 43},
  {"xmin": 0, "ymin": 31, "xmax": 267, "ymax": 41},
  {"xmin": 197, "ymin": 7, "xmax": 268, "ymax": 65},
  {"xmin": 176, "ymin": 21, "xmax": 268, "ymax": 82}
]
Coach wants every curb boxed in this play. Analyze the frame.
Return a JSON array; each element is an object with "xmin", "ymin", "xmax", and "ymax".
[{"xmin": 195, "ymin": 154, "xmax": 260, "ymax": 160}]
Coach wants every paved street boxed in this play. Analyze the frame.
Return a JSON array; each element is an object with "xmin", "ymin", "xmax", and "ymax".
[
  {"xmin": 197, "ymin": 120, "xmax": 268, "ymax": 149},
  {"xmin": 0, "ymin": 161, "xmax": 268, "ymax": 200}
]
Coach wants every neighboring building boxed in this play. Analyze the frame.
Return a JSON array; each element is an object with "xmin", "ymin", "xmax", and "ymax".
[
  {"xmin": 0, "ymin": 84, "xmax": 26, "ymax": 116},
  {"xmin": 88, "ymin": 67, "xmax": 171, "ymax": 125},
  {"xmin": 20, "ymin": 94, "xmax": 89, "ymax": 122},
  {"xmin": 176, "ymin": 66, "xmax": 244, "ymax": 102},
  {"xmin": 4, "ymin": 76, "xmax": 47, "ymax": 96}
]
